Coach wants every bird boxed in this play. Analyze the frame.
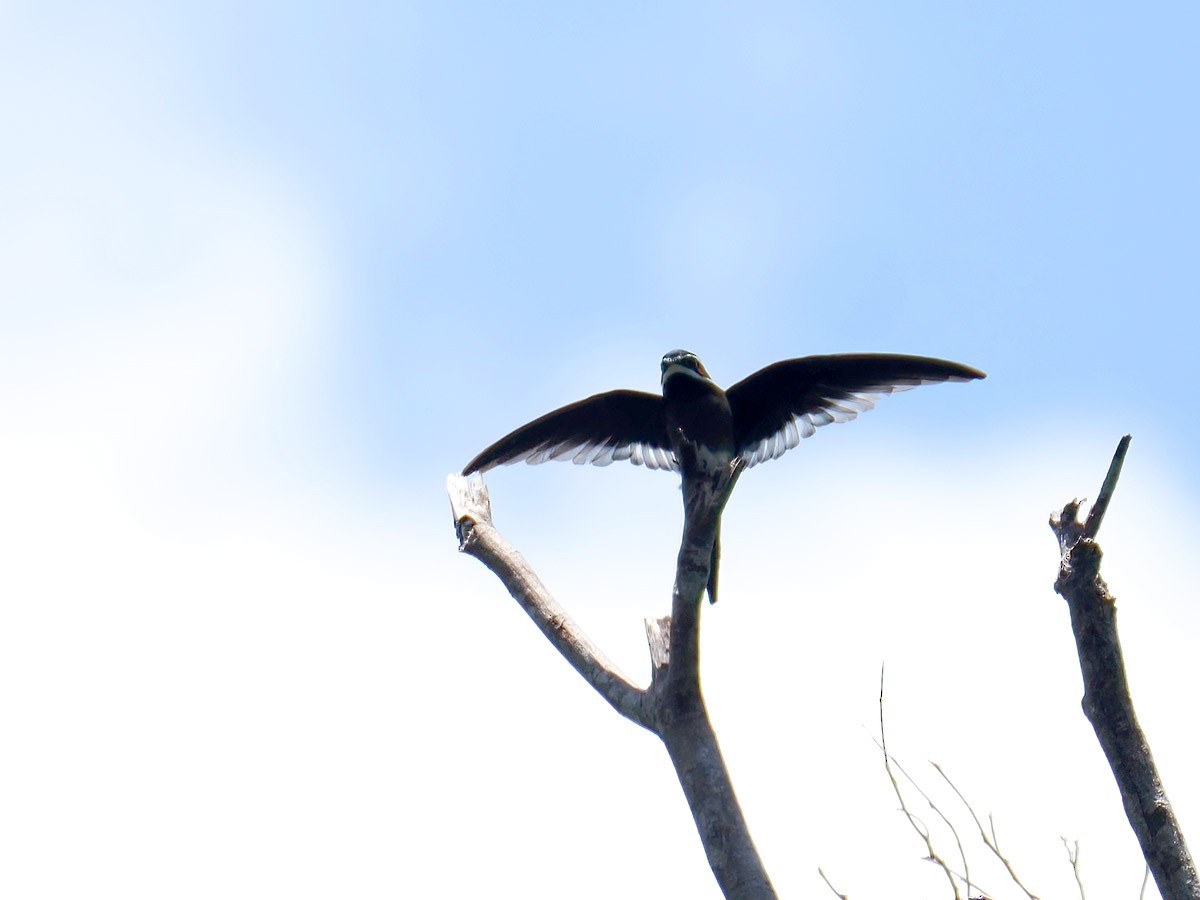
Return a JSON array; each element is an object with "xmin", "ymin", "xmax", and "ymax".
[{"xmin": 463, "ymin": 350, "xmax": 985, "ymax": 603}]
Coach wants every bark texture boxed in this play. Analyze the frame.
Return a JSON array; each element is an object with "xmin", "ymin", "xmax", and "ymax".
[
  {"xmin": 447, "ymin": 463, "xmax": 775, "ymax": 898},
  {"xmin": 1050, "ymin": 436, "xmax": 1198, "ymax": 900}
]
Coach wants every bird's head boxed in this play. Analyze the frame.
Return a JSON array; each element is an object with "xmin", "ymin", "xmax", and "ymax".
[{"xmin": 661, "ymin": 349, "xmax": 711, "ymax": 386}]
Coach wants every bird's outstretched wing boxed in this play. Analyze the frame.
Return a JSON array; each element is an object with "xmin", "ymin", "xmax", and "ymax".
[
  {"xmin": 462, "ymin": 389, "xmax": 676, "ymax": 474},
  {"xmin": 727, "ymin": 354, "xmax": 985, "ymax": 468}
]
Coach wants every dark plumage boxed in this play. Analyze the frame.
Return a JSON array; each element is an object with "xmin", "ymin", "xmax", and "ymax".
[{"xmin": 463, "ymin": 351, "xmax": 985, "ymax": 602}]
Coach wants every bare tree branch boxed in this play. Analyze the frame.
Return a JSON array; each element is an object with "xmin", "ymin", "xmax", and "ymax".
[
  {"xmin": 931, "ymin": 764, "xmax": 1039, "ymax": 900},
  {"xmin": 446, "ymin": 474, "xmax": 650, "ymax": 727},
  {"xmin": 877, "ymin": 670, "xmax": 963, "ymax": 900},
  {"xmin": 1082, "ymin": 433, "xmax": 1130, "ymax": 539},
  {"xmin": 1061, "ymin": 837, "xmax": 1085, "ymax": 900},
  {"xmin": 1052, "ymin": 434, "xmax": 1131, "ymax": 554},
  {"xmin": 633, "ymin": 457, "xmax": 776, "ymax": 897},
  {"xmin": 1049, "ymin": 436, "xmax": 1199, "ymax": 900},
  {"xmin": 447, "ymin": 463, "xmax": 775, "ymax": 898},
  {"xmin": 818, "ymin": 867, "xmax": 849, "ymax": 900}
]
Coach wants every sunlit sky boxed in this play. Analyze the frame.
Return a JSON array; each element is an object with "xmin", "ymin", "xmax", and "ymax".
[{"xmin": 3, "ymin": 3, "xmax": 1198, "ymax": 898}]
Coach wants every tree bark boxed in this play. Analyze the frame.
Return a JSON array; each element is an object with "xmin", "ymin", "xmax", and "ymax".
[
  {"xmin": 447, "ymin": 463, "xmax": 775, "ymax": 898},
  {"xmin": 1050, "ymin": 436, "xmax": 1199, "ymax": 900}
]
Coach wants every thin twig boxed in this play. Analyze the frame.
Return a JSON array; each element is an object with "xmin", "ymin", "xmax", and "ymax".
[
  {"xmin": 1048, "ymin": 435, "xmax": 1131, "ymax": 552},
  {"xmin": 818, "ymin": 868, "xmax": 849, "ymax": 900},
  {"xmin": 879, "ymin": 667, "xmax": 961, "ymax": 900},
  {"xmin": 1083, "ymin": 434, "xmax": 1131, "ymax": 540},
  {"xmin": 1061, "ymin": 837, "xmax": 1086, "ymax": 900},
  {"xmin": 932, "ymin": 764, "xmax": 1039, "ymax": 900},
  {"xmin": 872, "ymin": 742, "xmax": 1000, "ymax": 899}
]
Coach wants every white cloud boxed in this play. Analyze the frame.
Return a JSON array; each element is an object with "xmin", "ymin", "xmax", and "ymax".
[{"xmin": 0, "ymin": 9, "xmax": 335, "ymax": 485}]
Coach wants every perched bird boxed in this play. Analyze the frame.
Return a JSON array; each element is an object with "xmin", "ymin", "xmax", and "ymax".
[{"xmin": 463, "ymin": 351, "xmax": 985, "ymax": 603}]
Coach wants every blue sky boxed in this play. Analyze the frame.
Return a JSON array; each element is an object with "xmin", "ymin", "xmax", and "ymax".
[{"xmin": 3, "ymin": 3, "xmax": 1199, "ymax": 897}]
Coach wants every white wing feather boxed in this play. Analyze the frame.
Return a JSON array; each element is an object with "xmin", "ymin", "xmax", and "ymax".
[{"xmin": 740, "ymin": 385, "xmax": 917, "ymax": 468}]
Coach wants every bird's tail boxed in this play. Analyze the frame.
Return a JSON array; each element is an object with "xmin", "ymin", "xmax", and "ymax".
[{"xmin": 707, "ymin": 529, "xmax": 720, "ymax": 604}]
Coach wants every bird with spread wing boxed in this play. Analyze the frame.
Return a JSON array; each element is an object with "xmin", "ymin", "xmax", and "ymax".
[{"xmin": 463, "ymin": 350, "xmax": 985, "ymax": 603}]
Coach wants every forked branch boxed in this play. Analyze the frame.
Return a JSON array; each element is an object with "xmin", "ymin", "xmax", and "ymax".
[
  {"xmin": 447, "ymin": 463, "xmax": 774, "ymax": 898},
  {"xmin": 1049, "ymin": 436, "xmax": 1199, "ymax": 900}
]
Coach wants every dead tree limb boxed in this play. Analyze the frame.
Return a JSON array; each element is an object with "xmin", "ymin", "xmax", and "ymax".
[
  {"xmin": 1049, "ymin": 435, "xmax": 1199, "ymax": 900},
  {"xmin": 447, "ymin": 461, "xmax": 775, "ymax": 899},
  {"xmin": 446, "ymin": 474, "xmax": 650, "ymax": 725}
]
